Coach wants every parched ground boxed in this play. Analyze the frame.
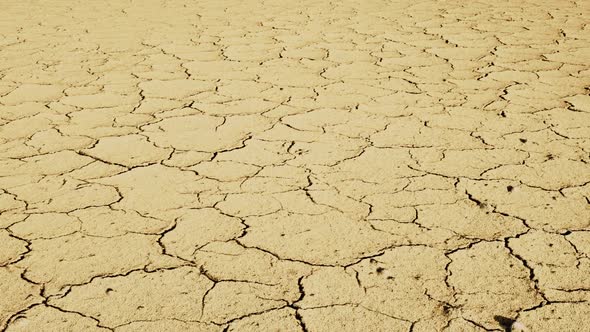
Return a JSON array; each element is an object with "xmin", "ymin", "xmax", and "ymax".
[{"xmin": 1, "ymin": 0, "xmax": 589, "ymax": 331}]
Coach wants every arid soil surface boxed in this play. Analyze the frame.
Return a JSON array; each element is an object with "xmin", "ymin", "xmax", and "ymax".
[{"xmin": 1, "ymin": 0, "xmax": 590, "ymax": 331}]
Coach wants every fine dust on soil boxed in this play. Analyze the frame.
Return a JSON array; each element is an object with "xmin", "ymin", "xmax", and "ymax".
[{"xmin": 1, "ymin": 0, "xmax": 589, "ymax": 331}]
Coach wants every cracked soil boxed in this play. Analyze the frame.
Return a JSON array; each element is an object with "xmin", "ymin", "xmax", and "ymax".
[{"xmin": 1, "ymin": 0, "xmax": 590, "ymax": 331}]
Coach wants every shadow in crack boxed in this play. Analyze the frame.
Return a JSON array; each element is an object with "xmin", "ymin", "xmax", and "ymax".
[{"xmin": 494, "ymin": 315, "xmax": 515, "ymax": 332}]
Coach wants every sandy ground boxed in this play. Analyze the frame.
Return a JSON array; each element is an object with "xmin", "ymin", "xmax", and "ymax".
[{"xmin": 0, "ymin": 0, "xmax": 589, "ymax": 331}]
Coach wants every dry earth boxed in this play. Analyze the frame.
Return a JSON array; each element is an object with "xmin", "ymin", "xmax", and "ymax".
[{"xmin": 1, "ymin": 0, "xmax": 590, "ymax": 331}]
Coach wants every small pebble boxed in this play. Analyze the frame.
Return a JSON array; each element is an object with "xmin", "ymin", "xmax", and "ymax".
[{"xmin": 511, "ymin": 321, "xmax": 528, "ymax": 332}]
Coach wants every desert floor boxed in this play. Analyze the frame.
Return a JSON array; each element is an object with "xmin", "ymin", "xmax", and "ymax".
[{"xmin": 1, "ymin": 0, "xmax": 589, "ymax": 331}]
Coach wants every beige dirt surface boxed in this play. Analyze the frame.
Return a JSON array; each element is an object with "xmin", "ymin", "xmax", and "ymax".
[{"xmin": 1, "ymin": 0, "xmax": 590, "ymax": 331}]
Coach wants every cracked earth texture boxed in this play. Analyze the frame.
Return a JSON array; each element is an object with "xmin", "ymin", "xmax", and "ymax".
[{"xmin": 1, "ymin": 0, "xmax": 589, "ymax": 331}]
